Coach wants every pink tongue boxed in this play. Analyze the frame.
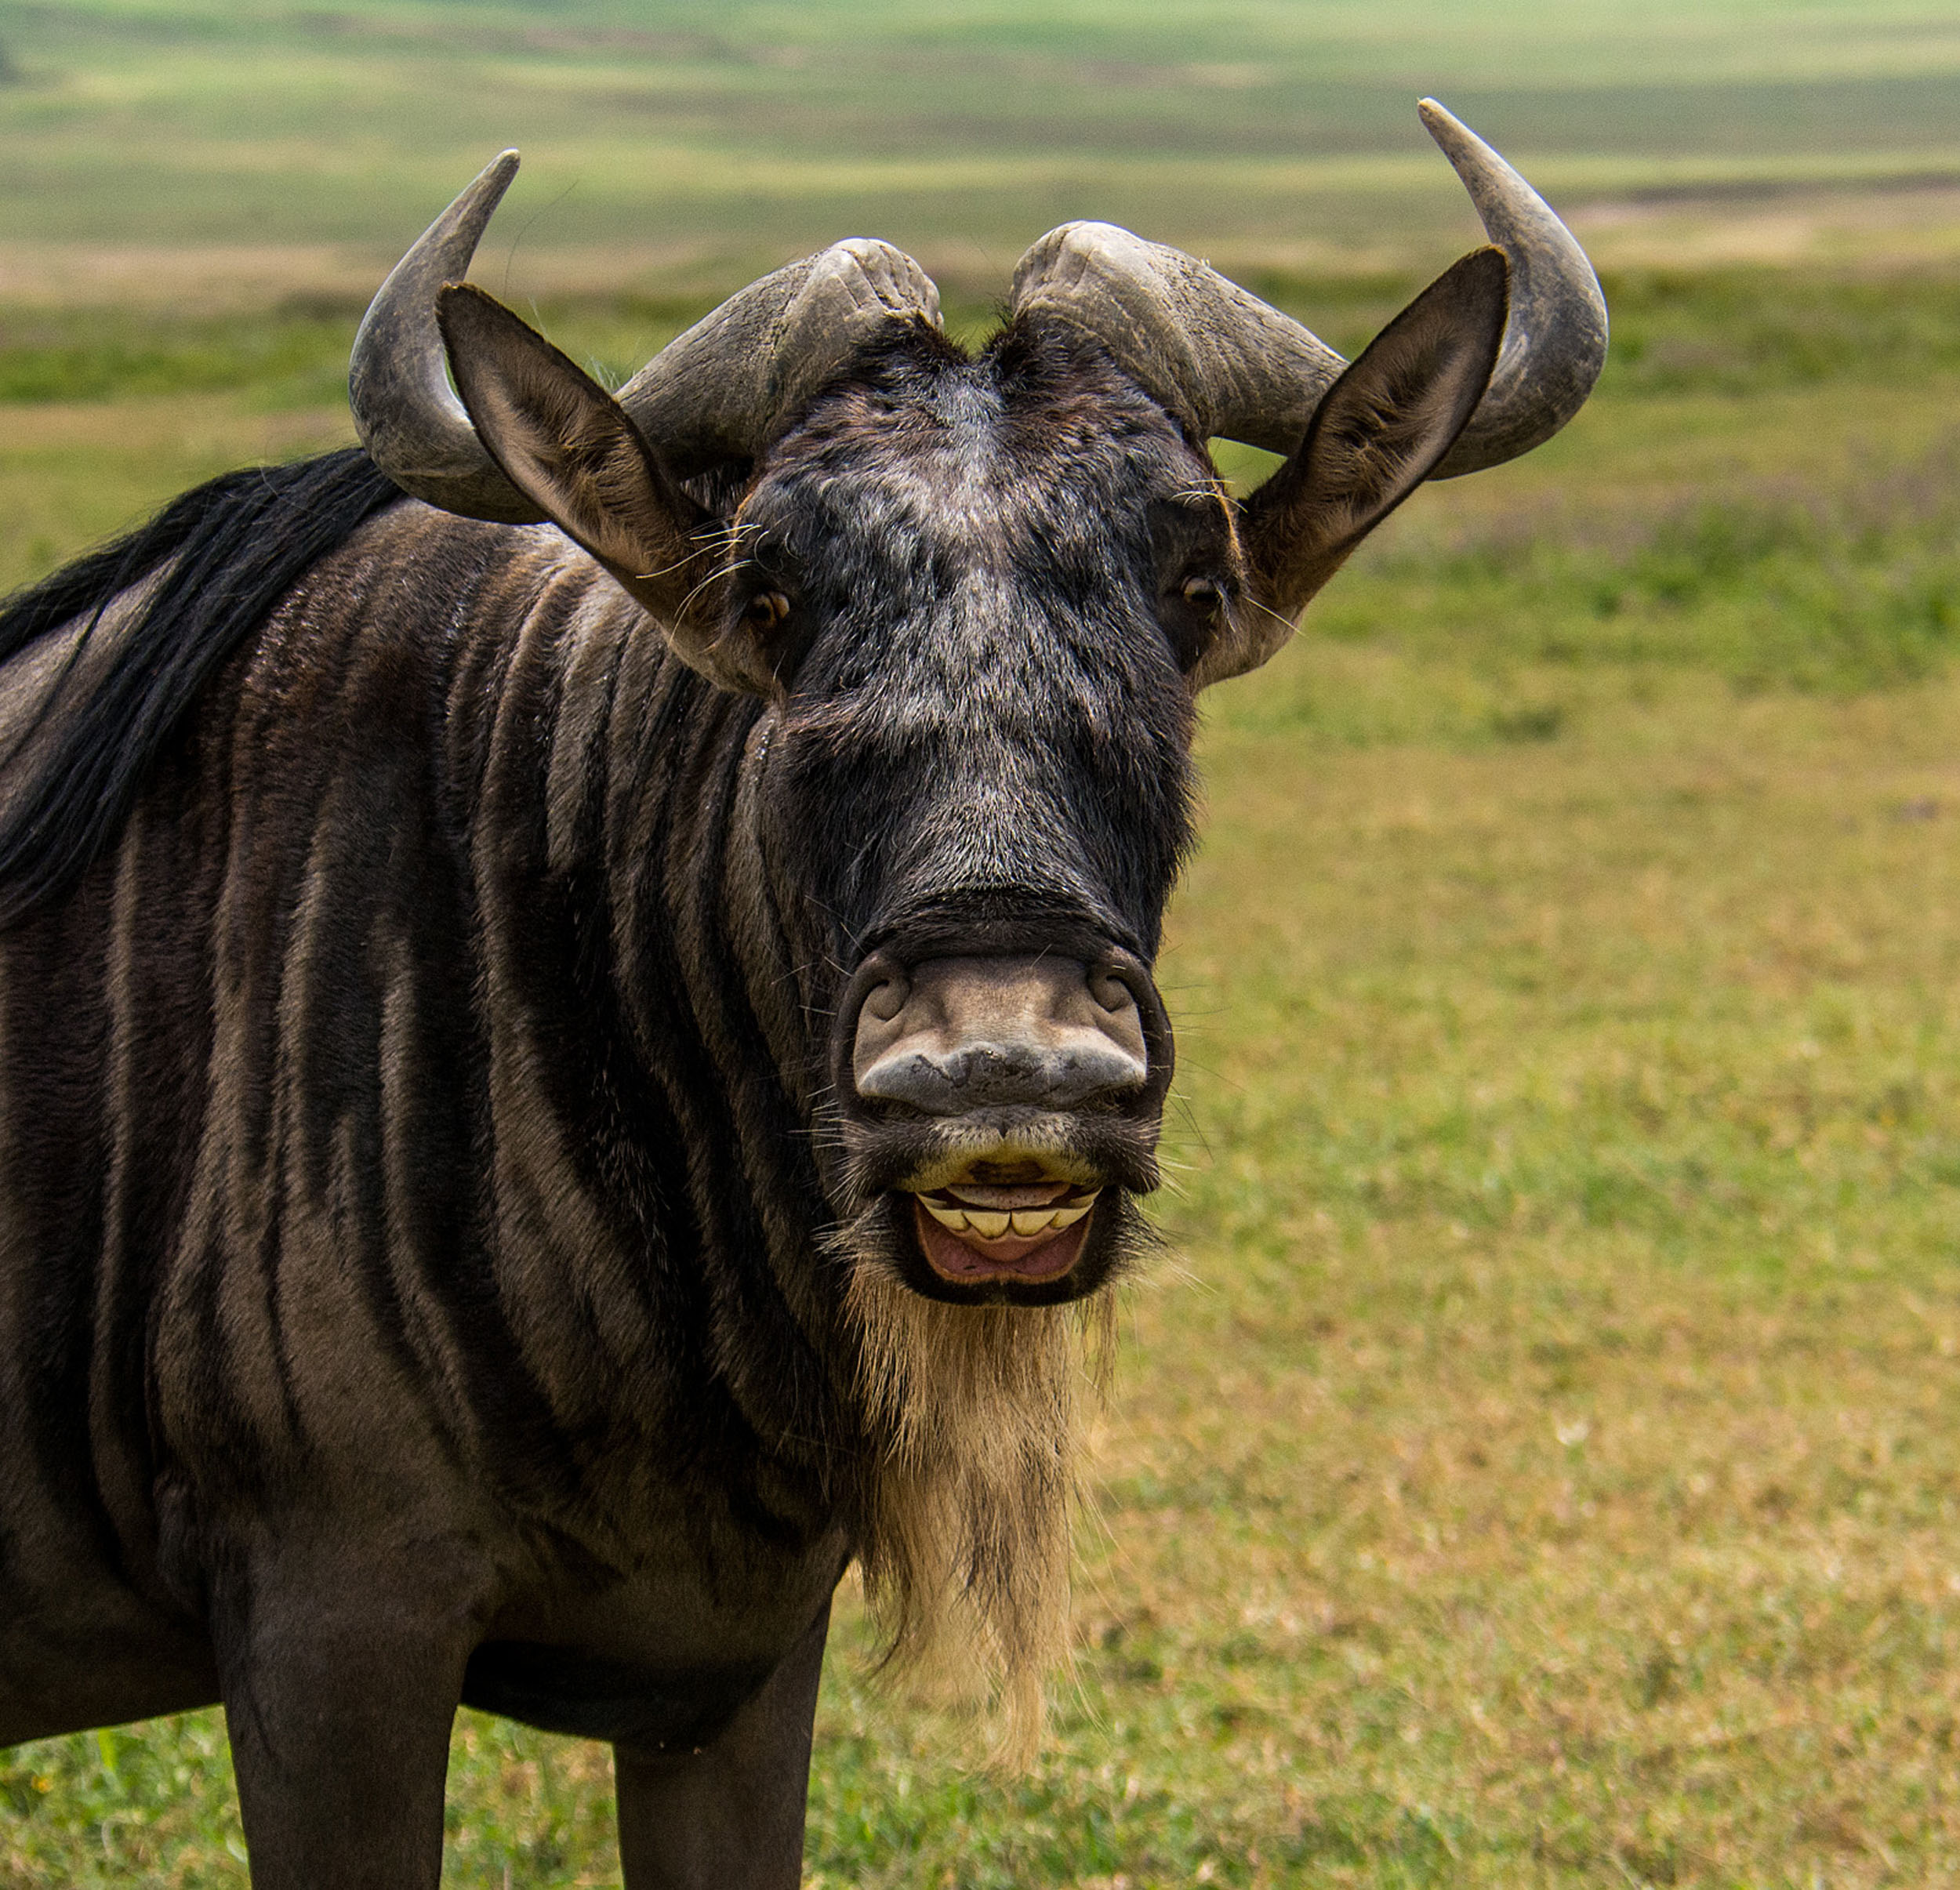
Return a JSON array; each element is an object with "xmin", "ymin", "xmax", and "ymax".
[{"xmin": 945, "ymin": 1182, "xmax": 1073, "ymax": 1211}]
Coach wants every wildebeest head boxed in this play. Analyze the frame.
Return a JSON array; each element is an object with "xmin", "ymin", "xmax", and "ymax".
[{"xmin": 350, "ymin": 102, "xmax": 1605, "ymax": 1315}]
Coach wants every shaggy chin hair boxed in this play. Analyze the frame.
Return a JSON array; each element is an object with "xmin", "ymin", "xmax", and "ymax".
[{"xmin": 835, "ymin": 1199, "xmax": 1151, "ymax": 1762}]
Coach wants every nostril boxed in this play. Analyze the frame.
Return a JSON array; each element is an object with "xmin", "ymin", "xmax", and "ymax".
[
  {"xmin": 1088, "ymin": 966, "xmax": 1136, "ymax": 1014},
  {"xmin": 864, "ymin": 975, "xmax": 910, "ymax": 1023}
]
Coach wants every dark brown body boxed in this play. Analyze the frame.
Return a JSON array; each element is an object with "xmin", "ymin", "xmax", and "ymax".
[
  {"xmin": 0, "ymin": 503, "xmax": 850, "ymax": 1882},
  {"xmin": 0, "ymin": 107, "xmax": 1604, "ymax": 1877}
]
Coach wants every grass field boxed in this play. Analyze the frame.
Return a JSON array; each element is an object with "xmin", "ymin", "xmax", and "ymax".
[
  {"xmin": 12, "ymin": 2, "xmax": 1960, "ymax": 1885},
  {"xmin": 7, "ymin": 0, "xmax": 1960, "ymax": 277}
]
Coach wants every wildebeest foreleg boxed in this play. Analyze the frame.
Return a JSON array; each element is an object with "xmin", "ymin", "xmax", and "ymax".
[
  {"xmin": 208, "ymin": 1536, "xmax": 493, "ymax": 1889},
  {"xmin": 613, "ymin": 1601, "xmax": 830, "ymax": 1888}
]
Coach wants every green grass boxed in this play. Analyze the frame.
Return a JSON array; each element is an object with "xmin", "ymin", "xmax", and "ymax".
[
  {"xmin": 2, "ymin": 0, "xmax": 1960, "ymax": 265},
  {"xmin": 13, "ymin": 2, "xmax": 1960, "ymax": 1881},
  {"xmin": 20, "ymin": 264, "xmax": 1960, "ymax": 415},
  {"xmin": 9, "ymin": 274, "xmax": 1960, "ymax": 1883}
]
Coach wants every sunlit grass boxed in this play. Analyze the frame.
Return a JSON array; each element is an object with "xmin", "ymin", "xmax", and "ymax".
[
  {"xmin": 15, "ymin": 662, "xmax": 1960, "ymax": 1884},
  {"xmin": 10, "ymin": 209, "xmax": 1960, "ymax": 1881},
  {"xmin": 5, "ymin": 0, "xmax": 1960, "ymax": 263}
]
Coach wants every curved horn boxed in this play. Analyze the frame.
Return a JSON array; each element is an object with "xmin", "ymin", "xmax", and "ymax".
[
  {"xmin": 1010, "ymin": 221, "xmax": 1344, "ymax": 457},
  {"xmin": 1009, "ymin": 100, "xmax": 1605, "ymax": 478},
  {"xmin": 615, "ymin": 238, "xmax": 943, "ymax": 483},
  {"xmin": 349, "ymin": 150, "xmax": 543, "ymax": 524},
  {"xmin": 352, "ymin": 156, "xmax": 946, "ymax": 522},
  {"xmin": 1418, "ymin": 100, "xmax": 1606, "ymax": 477}
]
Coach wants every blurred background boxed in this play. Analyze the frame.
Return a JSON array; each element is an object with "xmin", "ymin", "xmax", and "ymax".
[{"xmin": 9, "ymin": 2, "xmax": 1960, "ymax": 1885}]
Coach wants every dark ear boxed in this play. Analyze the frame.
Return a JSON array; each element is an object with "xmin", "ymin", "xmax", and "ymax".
[
  {"xmin": 1194, "ymin": 247, "xmax": 1508, "ymax": 689},
  {"xmin": 436, "ymin": 284, "xmax": 773, "ymax": 695}
]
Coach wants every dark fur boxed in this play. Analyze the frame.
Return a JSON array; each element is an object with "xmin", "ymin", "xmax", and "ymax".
[
  {"xmin": 0, "ymin": 448, "xmax": 399, "ymax": 922},
  {"xmin": 0, "ymin": 285, "xmax": 1504, "ymax": 1885},
  {"xmin": 0, "ymin": 321, "xmax": 1214, "ymax": 1885}
]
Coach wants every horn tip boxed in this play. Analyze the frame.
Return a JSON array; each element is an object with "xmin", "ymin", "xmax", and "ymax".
[
  {"xmin": 1417, "ymin": 96, "xmax": 1476, "ymax": 152},
  {"xmin": 472, "ymin": 149, "xmax": 521, "ymax": 195}
]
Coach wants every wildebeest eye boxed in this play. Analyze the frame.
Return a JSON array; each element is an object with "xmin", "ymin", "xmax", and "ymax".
[
  {"xmin": 745, "ymin": 590, "xmax": 792, "ymax": 633},
  {"xmin": 1160, "ymin": 571, "xmax": 1229, "ymax": 671}
]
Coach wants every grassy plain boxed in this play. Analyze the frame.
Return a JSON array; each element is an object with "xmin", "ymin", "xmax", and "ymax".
[
  {"xmin": 11, "ymin": 2, "xmax": 1960, "ymax": 1885},
  {"xmin": 6, "ymin": 0, "xmax": 1960, "ymax": 277},
  {"xmin": 12, "ymin": 296, "xmax": 1960, "ymax": 1888}
]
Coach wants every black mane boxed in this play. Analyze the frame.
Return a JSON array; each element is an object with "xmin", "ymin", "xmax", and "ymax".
[{"xmin": 0, "ymin": 446, "xmax": 401, "ymax": 925}]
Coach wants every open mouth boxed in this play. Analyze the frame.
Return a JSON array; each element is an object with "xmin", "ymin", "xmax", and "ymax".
[{"xmin": 909, "ymin": 1180, "xmax": 1102, "ymax": 1284}]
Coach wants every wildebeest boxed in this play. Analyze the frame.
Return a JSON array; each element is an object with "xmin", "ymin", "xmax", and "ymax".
[{"xmin": 0, "ymin": 101, "xmax": 1602, "ymax": 1885}]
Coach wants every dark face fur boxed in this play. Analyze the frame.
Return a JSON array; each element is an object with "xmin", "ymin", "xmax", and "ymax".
[
  {"xmin": 726, "ymin": 327, "xmax": 1221, "ymax": 1304},
  {"xmin": 436, "ymin": 259, "xmax": 1512, "ymax": 1311}
]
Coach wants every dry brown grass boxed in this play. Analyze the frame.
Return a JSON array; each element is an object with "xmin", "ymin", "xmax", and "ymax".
[
  {"xmin": 5, "ymin": 274, "xmax": 1960, "ymax": 1888},
  {"xmin": 810, "ymin": 676, "xmax": 1960, "ymax": 1884}
]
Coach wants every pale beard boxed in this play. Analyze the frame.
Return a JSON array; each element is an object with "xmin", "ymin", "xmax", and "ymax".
[{"xmin": 844, "ymin": 1261, "xmax": 1114, "ymax": 1761}]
